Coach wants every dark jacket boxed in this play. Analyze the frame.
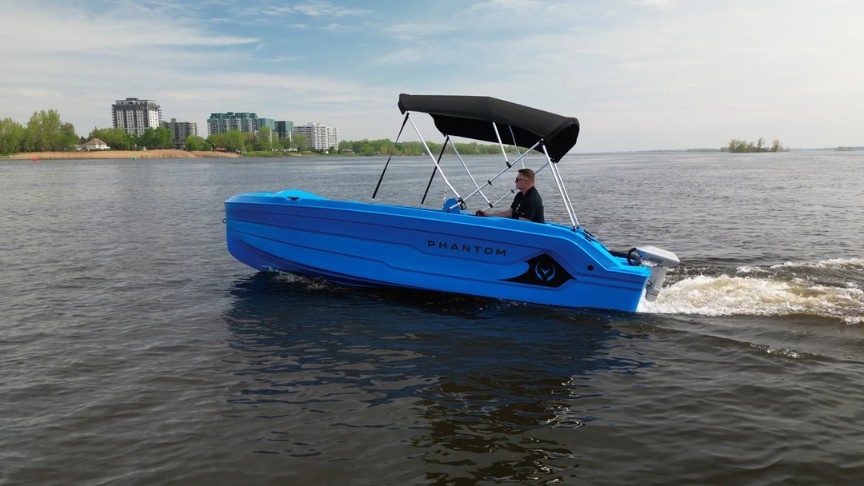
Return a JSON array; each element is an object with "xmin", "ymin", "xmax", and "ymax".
[{"xmin": 510, "ymin": 186, "xmax": 544, "ymax": 223}]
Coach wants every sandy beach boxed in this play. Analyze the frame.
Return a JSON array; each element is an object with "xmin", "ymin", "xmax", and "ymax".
[{"xmin": 5, "ymin": 149, "xmax": 239, "ymax": 160}]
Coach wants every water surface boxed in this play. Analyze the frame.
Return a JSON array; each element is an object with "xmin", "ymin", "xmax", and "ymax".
[{"xmin": 1, "ymin": 152, "xmax": 862, "ymax": 484}]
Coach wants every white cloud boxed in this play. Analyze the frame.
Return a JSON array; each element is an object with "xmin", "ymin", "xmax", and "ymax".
[
  {"xmin": 631, "ymin": 0, "xmax": 678, "ymax": 9},
  {"xmin": 2, "ymin": 0, "xmax": 864, "ymax": 151},
  {"xmin": 259, "ymin": 2, "xmax": 369, "ymax": 18},
  {"xmin": 466, "ymin": 0, "xmax": 551, "ymax": 13},
  {"xmin": 382, "ymin": 23, "xmax": 459, "ymax": 42},
  {"xmin": 2, "ymin": 4, "xmax": 257, "ymax": 54}
]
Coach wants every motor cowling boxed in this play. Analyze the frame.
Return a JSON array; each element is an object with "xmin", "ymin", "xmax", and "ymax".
[{"xmin": 635, "ymin": 246, "xmax": 680, "ymax": 302}]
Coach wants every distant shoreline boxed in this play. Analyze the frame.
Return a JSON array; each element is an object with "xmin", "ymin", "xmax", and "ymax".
[
  {"xmin": 5, "ymin": 147, "xmax": 862, "ymax": 161},
  {"xmin": 3, "ymin": 149, "xmax": 240, "ymax": 160}
]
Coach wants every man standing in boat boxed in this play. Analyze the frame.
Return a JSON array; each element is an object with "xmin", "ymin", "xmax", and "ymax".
[{"xmin": 476, "ymin": 168, "xmax": 545, "ymax": 223}]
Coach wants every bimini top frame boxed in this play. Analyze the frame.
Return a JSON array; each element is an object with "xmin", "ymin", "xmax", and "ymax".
[{"xmin": 374, "ymin": 94, "xmax": 583, "ymax": 229}]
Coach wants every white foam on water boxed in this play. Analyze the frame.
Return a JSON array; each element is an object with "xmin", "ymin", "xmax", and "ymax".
[
  {"xmin": 639, "ymin": 262, "xmax": 864, "ymax": 324},
  {"xmin": 770, "ymin": 257, "xmax": 864, "ymax": 271},
  {"xmin": 274, "ymin": 271, "xmax": 338, "ymax": 291}
]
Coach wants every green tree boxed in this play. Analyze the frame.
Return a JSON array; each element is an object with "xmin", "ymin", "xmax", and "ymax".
[
  {"xmin": 88, "ymin": 127, "xmax": 133, "ymax": 150},
  {"xmin": 293, "ymin": 134, "xmax": 307, "ymax": 152},
  {"xmin": 328, "ymin": 138, "xmax": 521, "ymax": 157},
  {"xmin": 399, "ymin": 141, "xmax": 426, "ymax": 156},
  {"xmin": 455, "ymin": 142, "xmax": 479, "ymax": 154},
  {"xmin": 726, "ymin": 137, "xmax": 785, "ymax": 153},
  {"xmin": 279, "ymin": 134, "xmax": 293, "ymax": 152},
  {"xmin": 379, "ymin": 139, "xmax": 395, "ymax": 155},
  {"xmin": 224, "ymin": 130, "xmax": 245, "ymax": 152},
  {"xmin": 255, "ymin": 127, "xmax": 274, "ymax": 151},
  {"xmin": 22, "ymin": 109, "xmax": 75, "ymax": 152},
  {"xmin": 185, "ymin": 135, "xmax": 211, "ymax": 151},
  {"xmin": 0, "ymin": 117, "xmax": 25, "ymax": 154},
  {"xmin": 360, "ymin": 142, "xmax": 375, "ymax": 156},
  {"xmin": 242, "ymin": 132, "xmax": 256, "ymax": 152},
  {"xmin": 138, "ymin": 127, "xmax": 173, "ymax": 149},
  {"xmin": 59, "ymin": 122, "xmax": 78, "ymax": 150},
  {"xmin": 206, "ymin": 133, "xmax": 225, "ymax": 150},
  {"xmin": 23, "ymin": 112, "xmax": 48, "ymax": 152},
  {"xmin": 205, "ymin": 131, "xmax": 247, "ymax": 152}
]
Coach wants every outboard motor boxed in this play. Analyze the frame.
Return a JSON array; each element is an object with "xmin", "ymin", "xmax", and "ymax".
[{"xmin": 634, "ymin": 246, "xmax": 680, "ymax": 301}]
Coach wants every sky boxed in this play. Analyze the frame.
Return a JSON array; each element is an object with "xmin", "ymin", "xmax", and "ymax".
[{"xmin": 2, "ymin": 0, "xmax": 863, "ymax": 152}]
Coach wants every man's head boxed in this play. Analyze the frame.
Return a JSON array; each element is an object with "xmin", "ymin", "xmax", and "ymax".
[{"xmin": 515, "ymin": 168, "xmax": 535, "ymax": 192}]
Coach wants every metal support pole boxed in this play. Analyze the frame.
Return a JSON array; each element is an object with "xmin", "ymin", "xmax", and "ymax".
[
  {"xmin": 421, "ymin": 136, "xmax": 451, "ymax": 205},
  {"xmin": 372, "ymin": 113, "xmax": 409, "ymax": 201},
  {"xmin": 407, "ymin": 114, "xmax": 461, "ymax": 200},
  {"xmin": 450, "ymin": 142, "xmax": 492, "ymax": 207},
  {"xmin": 459, "ymin": 140, "xmax": 542, "ymax": 206},
  {"xmin": 492, "ymin": 122, "xmax": 511, "ymax": 167},
  {"xmin": 543, "ymin": 144, "xmax": 579, "ymax": 229},
  {"xmin": 508, "ymin": 125, "xmax": 525, "ymax": 168}
]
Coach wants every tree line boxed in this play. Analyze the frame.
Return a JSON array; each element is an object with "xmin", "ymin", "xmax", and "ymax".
[
  {"xmin": 1, "ymin": 110, "xmax": 78, "ymax": 154},
  {"xmin": 0, "ymin": 109, "xmax": 308, "ymax": 155},
  {"xmin": 2, "ymin": 108, "xmax": 531, "ymax": 156},
  {"xmin": 724, "ymin": 138, "xmax": 786, "ymax": 153},
  {"xmin": 0, "ymin": 109, "xmax": 180, "ymax": 154},
  {"xmin": 337, "ymin": 139, "xmax": 519, "ymax": 156}
]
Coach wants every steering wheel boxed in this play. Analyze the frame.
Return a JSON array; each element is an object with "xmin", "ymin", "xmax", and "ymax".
[{"xmin": 626, "ymin": 248, "xmax": 641, "ymax": 266}]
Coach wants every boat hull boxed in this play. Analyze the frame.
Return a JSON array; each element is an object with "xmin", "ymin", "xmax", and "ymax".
[{"xmin": 225, "ymin": 190, "xmax": 652, "ymax": 312}]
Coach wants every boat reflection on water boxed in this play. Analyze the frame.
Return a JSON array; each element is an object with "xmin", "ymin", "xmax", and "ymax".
[{"xmin": 222, "ymin": 273, "xmax": 654, "ymax": 483}]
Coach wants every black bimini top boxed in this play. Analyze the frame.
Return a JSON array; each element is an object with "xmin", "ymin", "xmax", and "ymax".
[{"xmin": 398, "ymin": 93, "xmax": 580, "ymax": 162}]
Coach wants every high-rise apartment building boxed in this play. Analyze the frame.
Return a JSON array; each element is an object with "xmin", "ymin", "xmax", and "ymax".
[
  {"xmin": 112, "ymin": 98, "xmax": 162, "ymax": 136},
  {"xmin": 275, "ymin": 121, "xmax": 294, "ymax": 141},
  {"xmin": 207, "ymin": 112, "xmax": 258, "ymax": 135},
  {"xmin": 292, "ymin": 122, "xmax": 338, "ymax": 151},
  {"xmin": 160, "ymin": 118, "xmax": 198, "ymax": 147},
  {"xmin": 257, "ymin": 118, "xmax": 276, "ymax": 132}
]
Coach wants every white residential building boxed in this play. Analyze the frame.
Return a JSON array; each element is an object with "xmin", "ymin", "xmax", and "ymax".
[
  {"xmin": 83, "ymin": 138, "xmax": 110, "ymax": 150},
  {"xmin": 111, "ymin": 98, "xmax": 162, "ymax": 136},
  {"xmin": 292, "ymin": 122, "xmax": 338, "ymax": 151}
]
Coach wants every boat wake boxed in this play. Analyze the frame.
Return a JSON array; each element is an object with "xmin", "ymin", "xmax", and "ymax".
[
  {"xmin": 639, "ymin": 258, "xmax": 864, "ymax": 324},
  {"xmin": 265, "ymin": 258, "xmax": 864, "ymax": 325}
]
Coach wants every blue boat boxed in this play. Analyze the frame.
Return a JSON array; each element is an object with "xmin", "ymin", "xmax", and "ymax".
[{"xmin": 225, "ymin": 94, "xmax": 679, "ymax": 312}]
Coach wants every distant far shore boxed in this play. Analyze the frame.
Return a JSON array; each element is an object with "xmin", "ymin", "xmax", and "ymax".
[{"xmin": 4, "ymin": 149, "xmax": 240, "ymax": 160}]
